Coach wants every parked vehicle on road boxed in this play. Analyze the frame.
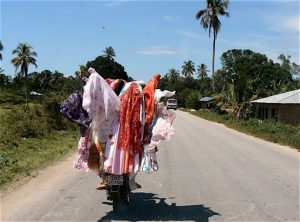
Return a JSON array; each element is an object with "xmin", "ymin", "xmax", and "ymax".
[{"xmin": 166, "ymin": 98, "xmax": 177, "ymax": 110}]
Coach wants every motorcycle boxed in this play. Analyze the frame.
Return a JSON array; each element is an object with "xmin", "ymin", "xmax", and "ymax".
[{"xmin": 106, "ymin": 174, "xmax": 131, "ymax": 212}]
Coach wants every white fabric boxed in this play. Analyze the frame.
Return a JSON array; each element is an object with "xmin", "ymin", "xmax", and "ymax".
[
  {"xmin": 82, "ymin": 68, "xmax": 120, "ymax": 142},
  {"xmin": 154, "ymin": 89, "xmax": 176, "ymax": 103}
]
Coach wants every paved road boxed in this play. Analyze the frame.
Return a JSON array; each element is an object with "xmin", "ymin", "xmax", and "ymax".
[{"xmin": 2, "ymin": 111, "xmax": 299, "ymax": 221}]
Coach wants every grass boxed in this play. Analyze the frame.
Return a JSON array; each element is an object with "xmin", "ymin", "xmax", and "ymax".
[
  {"xmin": 0, "ymin": 102, "xmax": 79, "ymax": 191},
  {"xmin": 0, "ymin": 130, "xmax": 78, "ymax": 190},
  {"xmin": 189, "ymin": 109, "xmax": 300, "ymax": 150}
]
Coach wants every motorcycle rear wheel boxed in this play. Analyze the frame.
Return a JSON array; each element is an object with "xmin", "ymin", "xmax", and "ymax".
[{"xmin": 112, "ymin": 192, "xmax": 130, "ymax": 212}]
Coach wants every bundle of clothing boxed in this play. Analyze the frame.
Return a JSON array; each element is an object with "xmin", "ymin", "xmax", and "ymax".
[{"xmin": 60, "ymin": 67, "xmax": 176, "ymax": 176}]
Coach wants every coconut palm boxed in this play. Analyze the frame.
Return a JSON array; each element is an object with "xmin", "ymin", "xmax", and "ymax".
[
  {"xmin": 74, "ymin": 64, "xmax": 87, "ymax": 80},
  {"xmin": 197, "ymin": 63, "xmax": 209, "ymax": 80},
  {"xmin": 196, "ymin": 0, "xmax": 229, "ymax": 91},
  {"xmin": 182, "ymin": 60, "xmax": 195, "ymax": 78},
  {"xmin": 167, "ymin": 68, "xmax": 180, "ymax": 83},
  {"xmin": 11, "ymin": 43, "xmax": 37, "ymax": 105},
  {"xmin": 0, "ymin": 41, "xmax": 3, "ymax": 60},
  {"xmin": 103, "ymin": 46, "xmax": 116, "ymax": 60},
  {"xmin": 50, "ymin": 71, "xmax": 64, "ymax": 89}
]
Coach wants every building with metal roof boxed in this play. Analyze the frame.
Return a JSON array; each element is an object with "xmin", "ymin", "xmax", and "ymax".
[
  {"xmin": 199, "ymin": 96, "xmax": 214, "ymax": 109},
  {"xmin": 251, "ymin": 89, "xmax": 300, "ymax": 104},
  {"xmin": 251, "ymin": 89, "xmax": 300, "ymax": 125}
]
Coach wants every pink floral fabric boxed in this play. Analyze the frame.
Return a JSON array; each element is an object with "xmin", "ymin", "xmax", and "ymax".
[
  {"xmin": 82, "ymin": 68, "xmax": 120, "ymax": 142},
  {"xmin": 73, "ymin": 135, "xmax": 89, "ymax": 172}
]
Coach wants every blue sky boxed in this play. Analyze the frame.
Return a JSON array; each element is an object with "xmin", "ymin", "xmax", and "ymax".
[{"xmin": 1, "ymin": 0, "xmax": 299, "ymax": 82}]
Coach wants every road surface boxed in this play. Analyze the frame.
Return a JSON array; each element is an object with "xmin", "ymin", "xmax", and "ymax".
[{"xmin": 1, "ymin": 110, "xmax": 299, "ymax": 221}]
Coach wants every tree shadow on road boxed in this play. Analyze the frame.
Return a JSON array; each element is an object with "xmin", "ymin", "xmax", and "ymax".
[{"xmin": 98, "ymin": 192, "xmax": 220, "ymax": 222}]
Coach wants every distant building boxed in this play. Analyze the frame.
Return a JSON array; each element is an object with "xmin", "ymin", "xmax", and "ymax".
[
  {"xmin": 199, "ymin": 96, "xmax": 214, "ymax": 109},
  {"xmin": 29, "ymin": 91, "xmax": 43, "ymax": 102},
  {"xmin": 29, "ymin": 91, "xmax": 43, "ymax": 96},
  {"xmin": 251, "ymin": 89, "xmax": 300, "ymax": 126}
]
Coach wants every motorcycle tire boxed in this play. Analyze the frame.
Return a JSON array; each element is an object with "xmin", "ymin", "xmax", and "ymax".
[{"xmin": 112, "ymin": 192, "xmax": 130, "ymax": 212}]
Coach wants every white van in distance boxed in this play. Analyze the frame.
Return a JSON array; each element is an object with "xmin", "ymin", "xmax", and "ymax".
[{"xmin": 166, "ymin": 98, "xmax": 177, "ymax": 110}]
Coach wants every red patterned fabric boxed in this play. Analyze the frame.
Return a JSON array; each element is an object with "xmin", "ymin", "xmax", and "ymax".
[
  {"xmin": 143, "ymin": 74, "xmax": 161, "ymax": 139},
  {"xmin": 118, "ymin": 82, "xmax": 143, "ymax": 173}
]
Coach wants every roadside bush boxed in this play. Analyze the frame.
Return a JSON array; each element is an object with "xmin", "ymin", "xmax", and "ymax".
[
  {"xmin": 42, "ymin": 94, "xmax": 74, "ymax": 131},
  {"xmin": 0, "ymin": 89, "xmax": 24, "ymax": 104},
  {"xmin": 185, "ymin": 90, "xmax": 201, "ymax": 110},
  {"xmin": 2, "ymin": 105, "xmax": 50, "ymax": 138},
  {"xmin": 193, "ymin": 109, "xmax": 300, "ymax": 149}
]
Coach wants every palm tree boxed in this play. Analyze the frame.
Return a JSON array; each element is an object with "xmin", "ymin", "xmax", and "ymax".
[
  {"xmin": 0, "ymin": 41, "xmax": 3, "ymax": 60},
  {"xmin": 197, "ymin": 63, "xmax": 209, "ymax": 80},
  {"xmin": 196, "ymin": 0, "xmax": 229, "ymax": 91},
  {"xmin": 11, "ymin": 43, "xmax": 37, "ymax": 105},
  {"xmin": 103, "ymin": 46, "xmax": 116, "ymax": 60},
  {"xmin": 40, "ymin": 70, "xmax": 52, "ymax": 91},
  {"xmin": 167, "ymin": 68, "xmax": 180, "ymax": 83},
  {"xmin": 74, "ymin": 64, "xmax": 87, "ymax": 80},
  {"xmin": 182, "ymin": 60, "xmax": 195, "ymax": 78},
  {"xmin": 50, "ymin": 71, "xmax": 64, "ymax": 89}
]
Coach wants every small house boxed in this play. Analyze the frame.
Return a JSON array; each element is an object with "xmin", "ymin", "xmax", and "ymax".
[
  {"xmin": 251, "ymin": 89, "xmax": 300, "ymax": 126},
  {"xmin": 29, "ymin": 91, "xmax": 43, "ymax": 102},
  {"xmin": 199, "ymin": 96, "xmax": 214, "ymax": 109}
]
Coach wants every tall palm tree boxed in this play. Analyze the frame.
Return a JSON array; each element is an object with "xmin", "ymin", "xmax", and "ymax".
[
  {"xmin": 167, "ymin": 68, "xmax": 180, "ymax": 83},
  {"xmin": 182, "ymin": 60, "xmax": 195, "ymax": 78},
  {"xmin": 11, "ymin": 43, "xmax": 37, "ymax": 105},
  {"xmin": 196, "ymin": 0, "xmax": 229, "ymax": 91},
  {"xmin": 0, "ymin": 41, "xmax": 3, "ymax": 60},
  {"xmin": 103, "ymin": 46, "xmax": 116, "ymax": 60},
  {"xmin": 197, "ymin": 63, "xmax": 209, "ymax": 80}
]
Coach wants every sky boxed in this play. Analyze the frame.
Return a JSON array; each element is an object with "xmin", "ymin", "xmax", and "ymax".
[{"xmin": 1, "ymin": 0, "xmax": 299, "ymax": 82}]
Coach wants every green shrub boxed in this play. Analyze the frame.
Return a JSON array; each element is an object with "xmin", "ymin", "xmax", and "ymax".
[
  {"xmin": 185, "ymin": 90, "xmax": 201, "ymax": 109},
  {"xmin": 42, "ymin": 94, "xmax": 77, "ymax": 131},
  {"xmin": 0, "ymin": 89, "xmax": 24, "ymax": 104},
  {"xmin": 193, "ymin": 110, "xmax": 300, "ymax": 149},
  {"xmin": 2, "ymin": 105, "xmax": 50, "ymax": 138}
]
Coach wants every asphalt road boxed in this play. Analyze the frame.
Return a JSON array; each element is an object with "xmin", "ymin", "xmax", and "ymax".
[{"xmin": 2, "ymin": 110, "xmax": 299, "ymax": 221}]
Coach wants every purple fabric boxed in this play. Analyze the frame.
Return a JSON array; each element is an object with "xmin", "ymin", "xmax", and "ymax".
[{"xmin": 60, "ymin": 91, "xmax": 91, "ymax": 128}]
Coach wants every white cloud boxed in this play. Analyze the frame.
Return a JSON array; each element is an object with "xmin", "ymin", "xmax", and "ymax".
[
  {"xmin": 106, "ymin": 0, "xmax": 128, "ymax": 7},
  {"xmin": 136, "ymin": 46, "xmax": 180, "ymax": 56},
  {"xmin": 162, "ymin": 15, "xmax": 180, "ymax": 22},
  {"xmin": 179, "ymin": 30, "xmax": 203, "ymax": 38},
  {"xmin": 270, "ymin": 16, "xmax": 300, "ymax": 32}
]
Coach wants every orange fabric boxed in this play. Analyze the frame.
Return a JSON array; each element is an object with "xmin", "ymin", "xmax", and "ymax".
[
  {"xmin": 143, "ymin": 74, "xmax": 161, "ymax": 139},
  {"xmin": 88, "ymin": 143, "xmax": 100, "ymax": 170}
]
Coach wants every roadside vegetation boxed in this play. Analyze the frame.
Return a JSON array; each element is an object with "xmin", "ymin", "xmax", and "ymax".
[
  {"xmin": 189, "ymin": 109, "xmax": 300, "ymax": 149},
  {"xmin": 0, "ymin": 97, "xmax": 79, "ymax": 190}
]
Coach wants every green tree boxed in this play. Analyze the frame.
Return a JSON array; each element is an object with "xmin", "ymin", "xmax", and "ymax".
[
  {"xmin": 40, "ymin": 70, "xmax": 53, "ymax": 92},
  {"xmin": 0, "ymin": 71, "xmax": 11, "ymax": 88},
  {"xmin": 50, "ymin": 71, "xmax": 65, "ymax": 90},
  {"xmin": 221, "ymin": 49, "xmax": 293, "ymax": 104},
  {"xmin": 86, "ymin": 56, "xmax": 128, "ymax": 80},
  {"xmin": 182, "ymin": 60, "xmax": 195, "ymax": 78},
  {"xmin": 197, "ymin": 63, "xmax": 209, "ymax": 80},
  {"xmin": 0, "ymin": 41, "xmax": 3, "ymax": 60},
  {"xmin": 11, "ymin": 43, "xmax": 38, "ymax": 105},
  {"xmin": 167, "ymin": 68, "xmax": 180, "ymax": 83},
  {"xmin": 103, "ymin": 46, "xmax": 116, "ymax": 60},
  {"xmin": 196, "ymin": 0, "xmax": 229, "ymax": 92}
]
